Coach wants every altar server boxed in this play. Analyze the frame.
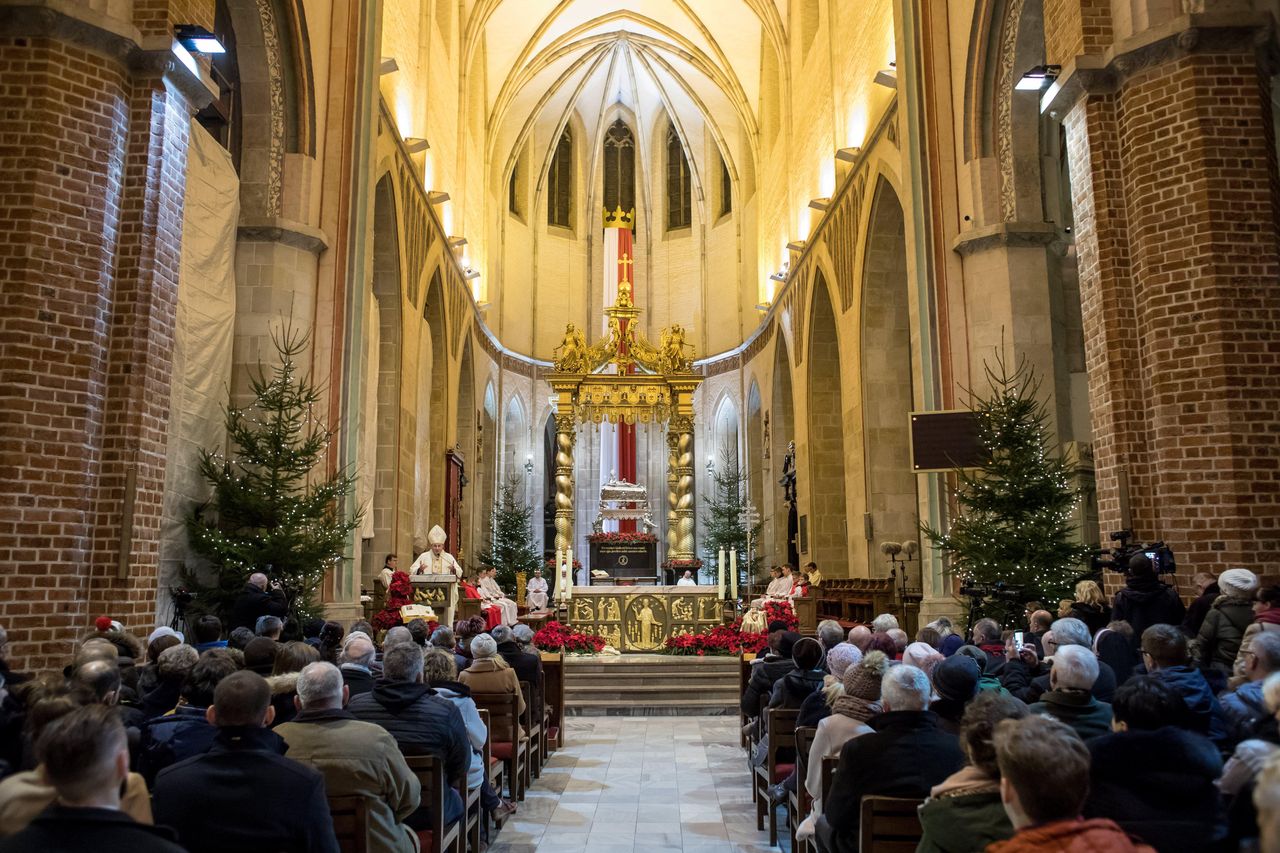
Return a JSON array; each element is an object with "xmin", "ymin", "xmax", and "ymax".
[
  {"xmin": 409, "ymin": 526, "xmax": 463, "ymax": 579},
  {"xmin": 526, "ymin": 568, "xmax": 548, "ymax": 611},
  {"xmin": 479, "ymin": 567, "xmax": 519, "ymax": 626},
  {"xmin": 753, "ymin": 565, "xmax": 796, "ymax": 608}
]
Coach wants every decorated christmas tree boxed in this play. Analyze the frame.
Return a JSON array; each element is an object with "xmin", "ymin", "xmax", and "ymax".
[
  {"xmin": 922, "ymin": 352, "xmax": 1089, "ymax": 626},
  {"xmin": 700, "ymin": 450, "xmax": 763, "ymax": 586},
  {"xmin": 186, "ymin": 326, "xmax": 360, "ymax": 622},
  {"xmin": 478, "ymin": 475, "xmax": 542, "ymax": 592}
]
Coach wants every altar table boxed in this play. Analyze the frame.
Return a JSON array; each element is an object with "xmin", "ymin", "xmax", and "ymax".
[{"xmin": 562, "ymin": 585, "xmax": 724, "ymax": 652}]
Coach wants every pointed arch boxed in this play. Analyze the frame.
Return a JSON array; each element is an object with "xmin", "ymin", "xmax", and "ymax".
[
  {"xmin": 746, "ymin": 380, "xmax": 764, "ymax": 517},
  {"xmin": 806, "ymin": 271, "xmax": 849, "ymax": 577},
  {"xmin": 771, "ymin": 334, "xmax": 797, "ymax": 568}
]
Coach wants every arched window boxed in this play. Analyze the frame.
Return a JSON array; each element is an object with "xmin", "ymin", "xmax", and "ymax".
[
  {"xmin": 603, "ymin": 119, "xmax": 635, "ymax": 216},
  {"xmin": 666, "ymin": 126, "xmax": 692, "ymax": 230},
  {"xmin": 718, "ymin": 152, "xmax": 732, "ymax": 218},
  {"xmin": 508, "ymin": 163, "xmax": 520, "ymax": 216},
  {"xmin": 547, "ymin": 128, "xmax": 572, "ymax": 228}
]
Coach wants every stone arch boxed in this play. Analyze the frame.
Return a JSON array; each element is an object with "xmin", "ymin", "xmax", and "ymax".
[
  {"xmin": 746, "ymin": 379, "xmax": 764, "ymax": 517},
  {"xmin": 771, "ymin": 334, "xmax": 797, "ymax": 568},
  {"xmin": 422, "ymin": 269, "xmax": 448, "ymax": 530},
  {"xmin": 860, "ymin": 178, "xmax": 917, "ymax": 575},
  {"xmin": 503, "ymin": 395, "xmax": 528, "ymax": 485},
  {"xmin": 456, "ymin": 338, "xmax": 476, "ymax": 557},
  {"xmin": 369, "ymin": 175, "xmax": 403, "ymax": 567},
  {"xmin": 806, "ymin": 271, "xmax": 849, "ymax": 577},
  {"xmin": 712, "ymin": 395, "xmax": 741, "ymax": 475},
  {"xmin": 478, "ymin": 381, "xmax": 499, "ymax": 545}
]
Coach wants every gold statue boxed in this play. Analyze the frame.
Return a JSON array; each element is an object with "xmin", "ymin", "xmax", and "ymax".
[
  {"xmin": 659, "ymin": 324, "xmax": 692, "ymax": 373},
  {"xmin": 553, "ymin": 323, "xmax": 589, "ymax": 373}
]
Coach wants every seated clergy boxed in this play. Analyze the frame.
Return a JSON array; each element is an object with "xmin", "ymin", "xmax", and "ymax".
[
  {"xmin": 478, "ymin": 567, "xmax": 519, "ymax": 626},
  {"xmin": 525, "ymin": 567, "xmax": 549, "ymax": 611},
  {"xmin": 275, "ymin": 663, "xmax": 421, "ymax": 853},
  {"xmin": 752, "ymin": 565, "xmax": 795, "ymax": 608}
]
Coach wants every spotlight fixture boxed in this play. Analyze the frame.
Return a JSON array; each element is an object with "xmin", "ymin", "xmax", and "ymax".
[
  {"xmin": 448, "ymin": 236, "xmax": 468, "ymax": 249},
  {"xmin": 705, "ymin": 457, "xmax": 715, "ymax": 476},
  {"xmin": 835, "ymin": 146, "xmax": 862, "ymax": 163},
  {"xmin": 404, "ymin": 137, "xmax": 430, "ymax": 154},
  {"xmin": 380, "ymin": 56, "xmax": 399, "ymax": 76},
  {"xmin": 524, "ymin": 455, "xmax": 534, "ymax": 475},
  {"xmin": 1016, "ymin": 64, "xmax": 1062, "ymax": 91},
  {"xmin": 808, "ymin": 197, "xmax": 831, "ymax": 212},
  {"xmin": 462, "ymin": 268, "xmax": 481, "ymax": 280},
  {"xmin": 426, "ymin": 190, "xmax": 450, "ymax": 205},
  {"xmin": 174, "ymin": 25, "xmax": 225, "ymax": 54},
  {"xmin": 874, "ymin": 63, "xmax": 897, "ymax": 89},
  {"xmin": 785, "ymin": 240, "xmax": 806, "ymax": 253},
  {"xmin": 755, "ymin": 302, "xmax": 772, "ymax": 313},
  {"xmin": 768, "ymin": 271, "xmax": 789, "ymax": 283}
]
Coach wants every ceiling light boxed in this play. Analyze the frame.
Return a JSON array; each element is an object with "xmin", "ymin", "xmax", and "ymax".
[
  {"xmin": 808, "ymin": 197, "xmax": 831, "ymax": 212},
  {"xmin": 426, "ymin": 190, "xmax": 450, "ymax": 205},
  {"xmin": 1016, "ymin": 64, "xmax": 1061, "ymax": 91},
  {"xmin": 380, "ymin": 56, "xmax": 399, "ymax": 76},
  {"xmin": 874, "ymin": 67, "xmax": 897, "ymax": 89},
  {"xmin": 175, "ymin": 25, "xmax": 225, "ymax": 54},
  {"xmin": 835, "ymin": 147, "xmax": 861, "ymax": 163},
  {"xmin": 404, "ymin": 137, "xmax": 430, "ymax": 153}
]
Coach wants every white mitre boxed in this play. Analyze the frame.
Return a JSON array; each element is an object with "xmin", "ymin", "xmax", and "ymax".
[{"xmin": 427, "ymin": 525, "xmax": 447, "ymax": 547}]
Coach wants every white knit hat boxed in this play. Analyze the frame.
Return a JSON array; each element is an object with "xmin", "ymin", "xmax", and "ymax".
[{"xmin": 1219, "ymin": 568, "xmax": 1259, "ymax": 599}]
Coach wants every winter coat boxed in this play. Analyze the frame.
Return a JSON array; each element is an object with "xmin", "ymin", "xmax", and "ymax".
[
  {"xmin": 228, "ymin": 582, "xmax": 288, "ymax": 631},
  {"xmin": 820, "ymin": 711, "xmax": 965, "ymax": 853},
  {"xmin": 346, "ymin": 680, "xmax": 471, "ymax": 792},
  {"xmin": 458, "ymin": 657, "xmax": 526, "ymax": 716},
  {"xmin": 741, "ymin": 657, "xmax": 794, "ymax": 716},
  {"xmin": 137, "ymin": 704, "xmax": 220, "ymax": 785},
  {"xmin": 1194, "ymin": 595, "xmax": 1255, "ymax": 672},
  {"xmin": 917, "ymin": 769, "xmax": 1012, "ymax": 853},
  {"xmin": 796, "ymin": 688, "xmax": 832, "ymax": 728},
  {"xmin": 1096, "ymin": 630, "xmax": 1139, "ymax": 685},
  {"xmin": 153, "ymin": 725, "xmax": 339, "ymax": 853},
  {"xmin": 802, "ymin": 713, "xmax": 872, "ymax": 816},
  {"xmin": 339, "ymin": 664, "xmax": 377, "ymax": 697},
  {"xmin": 1069, "ymin": 601, "xmax": 1112, "ymax": 636},
  {"xmin": 1181, "ymin": 582, "xmax": 1220, "ymax": 637},
  {"xmin": 267, "ymin": 672, "xmax": 301, "ymax": 727},
  {"xmin": 496, "ymin": 640, "xmax": 543, "ymax": 711},
  {"xmin": 1029, "ymin": 689, "xmax": 1114, "ymax": 741},
  {"xmin": 769, "ymin": 668, "xmax": 826, "ymax": 710},
  {"xmin": 275, "ymin": 708, "xmax": 421, "ymax": 853},
  {"xmin": 430, "ymin": 681, "xmax": 488, "ymax": 789},
  {"xmin": 1150, "ymin": 665, "xmax": 1229, "ymax": 744},
  {"xmin": 987, "ymin": 818, "xmax": 1156, "ymax": 853},
  {"xmin": 1000, "ymin": 656, "xmax": 1118, "ymax": 704},
  {"xmin": 0, "ymin": 805, "xmax": 183, "ymax": 853},
  {"xmin": 0, "ymin": 768, "xmax": 151, "ymax": 837},
  {"xmin": 1220, "ymin": 680, "xmax": 1272, "ymax": 744},
  {"xmin": 1113, "ymin": 577, "xmax": 1186, "ymax": 643},
  {"xmin": 1084, "ymin": 726, "xmax": 1226, "ymax": 853}
]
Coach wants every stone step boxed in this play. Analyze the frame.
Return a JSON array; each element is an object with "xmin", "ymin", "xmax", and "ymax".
[
  {"xmin": 565, "ymin": 671, "xmax": 738, "ymax": 684},
  {"xmin": 562, "ymin": 653, "xmax": 742, "ymax": 716},
  {"xmin": 566, "ymin": 684, "xmax": 739, "ymax": 697},
  {"xmin": 565, "ymin": 697, "xmax": 739, "ymax": 717}
]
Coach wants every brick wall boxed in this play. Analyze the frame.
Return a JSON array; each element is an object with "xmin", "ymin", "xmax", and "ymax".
[{"xmin": 1066, "ymin": 47, "xmax": 1280, "ymax": 586}]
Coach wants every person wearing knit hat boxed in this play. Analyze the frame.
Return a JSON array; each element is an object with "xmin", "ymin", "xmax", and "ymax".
[
  {"xmin": 835, "ymin": 651, "xmax": 890, "ymax": 722},
  {"xmin": 956, "ymin": 644, "xmax": 1010, "ymax": 695},
  {"xmin": 929, "ymin": 654, "xmax": 981, "ymax": 734},
  {"xmin": 148, "ymin": 626, "xmax": 185, "ymax": 646},
  {"xmin": 1195, "ymin": 567, "xmax": 1260, "ymax": 672},
  {"xmin": 826, "ymin": 643, "xmax": 863, "ymax": 680},
  {"xmin": 904, "ymin": 641, "xmax": 944, "ymax": 677}
]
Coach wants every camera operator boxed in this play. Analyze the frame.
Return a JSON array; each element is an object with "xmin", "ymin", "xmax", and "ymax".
[
  {"xmin": 229, "ymin": 572, "xmax": 288, "ymax": 632},
  {"xmin": 1112, "ymin": 553, "xmax": 1185, "ymax": 646}
]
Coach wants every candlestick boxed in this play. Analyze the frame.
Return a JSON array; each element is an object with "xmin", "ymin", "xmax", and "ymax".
[
  {"xmin": 717, "ymin": 548, "xmax": 726, "ymax": 599},
  {"xmin": 566, "ymin": 547, "xmax": 574, "ymax": 597},
  {"xmin": 730, "ymin": 548, "xmax": 738, "ymax": 601}
]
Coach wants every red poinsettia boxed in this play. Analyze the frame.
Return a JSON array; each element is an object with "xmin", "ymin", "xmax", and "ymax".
[
  {"xmin": 544, "ymin": 558, "xmax": 583, "ymax": 570},
  {"xmin": 586, "ymin": 532, "xmax": 658, "ymax": 544},
  {"xmin": 663, "ymin": 618, "xmax": 769, "ymax": 656},
  {"xmin": 763, "ymin": 599, "xmax": 799, "ymax": 631},
  {"xmin": 533, "ymin": 620, "xmax": 607, "ymax": 654},
  {"xmin": 372, "ymin": 570, "xmax": 414, "ymax": 631}
]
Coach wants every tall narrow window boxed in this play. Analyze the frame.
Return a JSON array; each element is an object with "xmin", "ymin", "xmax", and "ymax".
[
  {"xmin": 603, "ymin": 119, "xmax": 635, "ymax": 217},
  {"xmin": 547, "ymin": 128, "xmax": 572, "ymax": 228},
  {"xmin": 508, "ymin": 164, "xmax": 520, "ymax": 216},
  {"xmin": 718, "ymin": 152, "xmax": 732, "ymax": 218},
  {"xmin": 666, "ymin": 126, "xmax": 691, "ymax": 230}
]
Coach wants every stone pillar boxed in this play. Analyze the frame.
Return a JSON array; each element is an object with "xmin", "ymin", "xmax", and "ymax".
[
  {"xmin": 1049, "ymin": 13, "xmax": 1280, "ymax": 574},
  {"xmin": 0, "ymin": 3, "xmax": 212, "ymax": 670}
]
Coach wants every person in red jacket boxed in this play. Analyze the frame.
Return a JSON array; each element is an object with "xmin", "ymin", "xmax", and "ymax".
[{"xmin": 986, "ymin": 715, "xmax": 1154, "ymax": 853}]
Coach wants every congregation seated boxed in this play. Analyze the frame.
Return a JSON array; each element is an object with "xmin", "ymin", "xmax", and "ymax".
[
  {"xmin": 267, "ymin": 640, "xmax": 320, "ymax": 727},
  {"xmin": 796, "ymin": 642, "xmax": 862, "ymax": 728},
  {"xmin": 740, "ymin": 623, "xmax": 798, "ymax": 718},
  {"xmin": 846, "ymin": 624, "xmax": 871, "ymax": 652},
  {"xmin": 134, "ymin": 632, "xmax": 188, "ymax": 718},
  {"xmin": 1001, "ymin": 616, "xmax": 1118, "ymax": 703},
  {"xmin": 769, "ymin": 637, "xmax": 825, "ymax": 711},
  {"xmin": 1142, "ymin": 623, "xmax": 1229, "ymax": 744},
  {"xmin": 276, "ymin": 662, "xmax": 422, "ymax": 852},
  {"xmin": 1026, "ymin": 644, "xmax": 1113, "ymax": 741},
  {"xmin": 928, "ymin": 654, "xmax": 981, "ymax": 734},
  {"xmin": 0, "ymin": 705, "xmax": 181, "ymax": 853},
  {"xmin": 430, "ymin": 626, "xmax": 469, "ymax": 673},
  {"xmin": 191, "ymin": 615, "xmax": 227, "ymax": 653},
  {"xmin": 815, "ymin": 619, "xmax": 844, "ymax": 652},
  {"xmin": 347, "ymin": 643, "xmax": 470, "ymax": 828},
  {"xmin": 814, "ymin": 664, "xmax": 965, "ymax": 853},
  {"xmin": 493, "ymin": 624, "xmax": 542, "ymax": 709},
  {"xmin": 138, "ymin": 652, "xmax": 238, "ymax": 784},
  {"xmin": 338, "ymin": 633, "xmax": 378, "ymax": 697},
  {"xmin": 459, "ymin": 635, "xmax": 526, "ymax": 723},
  {"xmin": 242, "ymin": 636, "xmax": 279, "ymax": 677},
  {"xmin": 153, "ymin": 670, "xmax": 339, "ymax": 853}
]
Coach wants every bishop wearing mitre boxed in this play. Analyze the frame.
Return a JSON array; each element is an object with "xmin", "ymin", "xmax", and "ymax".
[{"xmin": 409, "ymin": 526, "xmax": 463, "ymax": 579}]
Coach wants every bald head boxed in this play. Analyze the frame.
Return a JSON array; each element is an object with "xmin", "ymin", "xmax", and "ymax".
[
  {"xmin": 248, "ymin": 572, "xmax": 269, "ymax": 590},
  {"xmin": 71, "ymin": 660, "xmax": 121, "ymax": 705},
  {"xmin": 340, "ymin": 635, "xmax": 376, "ymax": 668},
  {"xmin": 848, "ymin": 625, "xmax": 872, "ymax": 651},
  {"xmin": 887, "ymin": 628, "xmax": 909, "ymax": 654}
]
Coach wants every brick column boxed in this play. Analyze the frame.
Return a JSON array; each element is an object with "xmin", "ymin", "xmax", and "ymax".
[
  {"xmin": 1057, "ymin": 27, "xmax": 1280, "ymax": 576},
  {"xmin": 0, "ymin": 6, "xmax": 209, "ymax": 670}
]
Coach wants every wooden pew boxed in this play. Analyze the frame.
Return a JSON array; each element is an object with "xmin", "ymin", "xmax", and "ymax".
[
  {"xmin": 541, "ymin": 650, "xmax": 564, "ymax": 749},
  {"xmin": 402, "ymin": 754, "xmax": 463, "ymax": 853},
  {"xmin": 328, "ymin": 795, "xmax": 370, "ymax": 853},
  {"xmin": 859, "ymin": 795, "xmax": 925, "ymax": 853},
  {"xmin": 752, "ymin": 707, "xmax": 799, "ymax": 846}
]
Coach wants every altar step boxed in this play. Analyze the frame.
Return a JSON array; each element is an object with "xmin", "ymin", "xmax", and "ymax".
[{"xmin": 564, "ymin": 654, "xmax": 741, "ymax": 716}]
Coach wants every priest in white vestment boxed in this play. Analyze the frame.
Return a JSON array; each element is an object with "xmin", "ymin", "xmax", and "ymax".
[
  {"xmin": 409, "ymin": 526, "xmax": 463, "ymax": 579},
  {"xmin": 676, "ymin": 571, "xmax": 697, "ymax": 587},
  {"xmin": 479, "ymin": 566, "xmax": 519, "ymax": 626},
  {"xmin": 751, "ymin": 565, "xmax": 796, "ymax": 608},
  {"xmin": 526, "ymin": 568, "xmax": 548, "ymax": 611}
]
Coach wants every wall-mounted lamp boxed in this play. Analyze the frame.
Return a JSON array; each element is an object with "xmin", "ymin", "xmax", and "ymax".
[
  {"xmin": 426, "ymin": 190, "xmax": 450, "ymax": 205},
  {"xmin": 705, "ymin": 457, "xmax": 715, "ymax": 476},
  {"xmin": 768, "ymin": 271, "xmax": 789, "ymax": 283},
  {"xmin": 380, "ymin": 56, "xmax": 399, "ymax": 76},
  {"xmin": 175, "ymin": 25, "xmax": 225, "ymax": 54},
  {"xmin": 874, "ymin": 63, "xmax": 897, "ymax": 89},
  {"xmin": 404, "ymin": 137, "xmax": 430, "ymax": 154},
  {"xmin": 462, "ymin": 268, "xmax": 481, "ymax": 281},
  {"xmin": 835, "ymin": 146, "xmax": 861, "ymax": 163},
  {"xmin": 448, "ymin": 236, "xmax": 468, "ymax": 249},
  {"xmin": 524, "ymin": 455, "xmax": 534, "ymax": 475},
  {"xmin": 808, "ymin": 197, "xmax": 831, "ymax": 212},
  {"xmin": 1016, "ymin": 64, "xmax": 1062, "ymax": 91},
  {"xmin": 785, "ymin": 240, "xmax": 806, "ymax": 253}
]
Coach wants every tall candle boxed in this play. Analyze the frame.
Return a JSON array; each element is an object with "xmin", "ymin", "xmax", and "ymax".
[
  {"xmin": 566, "ymin": 547, "xmax": 574, "ymax": 596},
  {"xmin": 717, "ymin": 548, "xmax": 726, "ymax": 599},
  {"xmin": 730, "ymin": 548, "xmax": 738, "ymax": 601}
]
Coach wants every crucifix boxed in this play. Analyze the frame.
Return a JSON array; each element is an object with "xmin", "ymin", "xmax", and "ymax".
[{"xmin": 618, "ymin": 253, "xmax": 634, "ymax": 282}]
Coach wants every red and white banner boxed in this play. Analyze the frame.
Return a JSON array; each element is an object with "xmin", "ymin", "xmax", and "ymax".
[{"xmin": 599, "ymin": 217, "xmax": 638, "ymax": 532}]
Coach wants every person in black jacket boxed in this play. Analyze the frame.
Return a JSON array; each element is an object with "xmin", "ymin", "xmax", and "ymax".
[
  {"xmin": 1113, "ymin": 554, "xmax": 1186, "ymax": 643},
  {"xmin": 814, "ymin": 665, "xmax": 966, "ymax": 853},
  {"xmin": 138, "ymin": 653, "xmax": 239, "ymax": 785},
  {"xmin": 1084, "ymin": 676, "xmax": 1227, "ymax": 852},
  {"xmin": 770, "ymin": 638, "xmax": 826, "ymax": 710},
  {"xmin": 0, "ymin": 705, "xmax": 185, "ymax": 853},
  {"xmin": 337, "ymin": 634, "xmax": 377, "ymax": 697},
  {"xmin": 228, "ymin": 572, "xmax": 289, "ymax": 632},
  {"xmin": 492, "ymin": 624, "xmax": 543, "ymax": 714},
  {"xmin": 1000, "ymin": 617, "xmax": 1118, "ymax": 704},
  {"xmin": 152, "ymin": 671, "xmax": 339, "ymax": 853},
  {"xmin": 1181, "ymin": 573, "xmax": 1221, "ymax": 637},
  {"xmin": 346, "ymin": 642, "xmax": 471, "ymax": 827},
  {"xmin": 741, "ymin": 627, "xmax": 798, "ymax": 717}
]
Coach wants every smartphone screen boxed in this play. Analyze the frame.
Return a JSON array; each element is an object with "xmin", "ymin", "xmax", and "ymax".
[{"xmin": 1013, "ymin": 631, "xmax": 1024, "ymax": 649}]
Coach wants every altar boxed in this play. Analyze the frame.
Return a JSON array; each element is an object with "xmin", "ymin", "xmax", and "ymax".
[{"xmin": 562, "ymin": 586, "xmax": 724, "ymax": 652}]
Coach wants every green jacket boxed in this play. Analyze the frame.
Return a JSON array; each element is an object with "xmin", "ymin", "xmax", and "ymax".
[
  {"xmin": 976, "ymin": 675, "xmax": 1009, "ymax": 696},
  {"xmin": 1195, "ymin": 596, "xmax": 1255, "ymax": 672},
  {"xmin": 917, "ymin": 789, "xmax": 1013, "ymax": 853}
]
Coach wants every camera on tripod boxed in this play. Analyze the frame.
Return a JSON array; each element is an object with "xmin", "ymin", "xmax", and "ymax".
[
  {"xmin": 959, "ymin": 580, "xmax": 1027, "ymax": 602},
  {"xmin": 1090, "ymin": 529, "xmax": 1176, "ymax": 576}
]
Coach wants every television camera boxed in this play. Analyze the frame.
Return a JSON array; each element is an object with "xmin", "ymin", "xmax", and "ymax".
[{"xmin": 1091, "ymin": 529, "xmax": 1176, "ymax": 577}]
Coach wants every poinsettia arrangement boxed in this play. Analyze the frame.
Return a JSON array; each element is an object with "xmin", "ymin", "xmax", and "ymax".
[
  {"xmin": 533, "ymin": 620, "xmax": 606, "ymax": 654},
  {"xmin": 544, "ymin": 557, "xmax": 582, "ymax": 570},
  {"xmin": 663, "ymin": 619, "xmax": 769, "ymax": 656},
  {"xmin": 372, "ymin": 570, "xmax": 414, "ymax": 631},
  {"xmin": 763, "ymin": 599, "xmax": 799, "ymax": 631},
  {"xmin": 587, "ymin": 532, "xmax": 658, "ymax": 544}
]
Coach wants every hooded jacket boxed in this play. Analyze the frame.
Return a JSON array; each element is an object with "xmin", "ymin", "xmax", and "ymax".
[
  {"xmin": 917, "ymin": 767, "xmax": 1012, "ymax": 853},
  {"xmin": 137, "ymin": 704, "xmax": 223, "ymax": 785},
  {"xmin": 1194, "ymin": 595, "xmax": 1255, "ymax": 672},
  {"xmin": 1029, "ymin": 689, "xmax": 1114, "ymax": 741},
  {"xmin": 1113, "ymin": 576, "xmax": 1186, "ymax": 643},
  {"xmin": 1220, "ymin": 679, "xmax": 1271, "ymax": 743},
  {"xmin": 987, "ymin": 818, "xmax": 1156, "ymax": 853},
  {"xmin": 741, "ymin": 656, "xmax": 795, "ymax": 716},
  {"xmin": 1181, "ymin": 581, "xmax": 1221, "ymax": 637},
  {"xmin": 769, "ymin": 668, "xmax": 826, "ymax": 710},
  {"xmin": 346, "ymin": 681, "xmax": 471, "ymax": 785},
  {"xmin": 429, "ymin": 681, "xmax": 488, "ymax": 788},
  {"xmin": 1150, "ymin": 665, "xmax": 1229, "ymax": 744},
  {"xmin": 1084, "ymin": 726, "xmax": 1226, "ymax": 853}
]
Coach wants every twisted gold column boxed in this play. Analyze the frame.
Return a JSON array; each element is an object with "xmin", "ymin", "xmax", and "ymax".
[
  {"xmin": 669, "ymin": 414, "xmax": 696, "ymax": 561},
  {"xmin": 666, "ymin": 429, "xmax": 679, "ymax": 558},
  {"xmin": 553, "ymin": 413, "xmax": 575, "ymax": 553}
]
